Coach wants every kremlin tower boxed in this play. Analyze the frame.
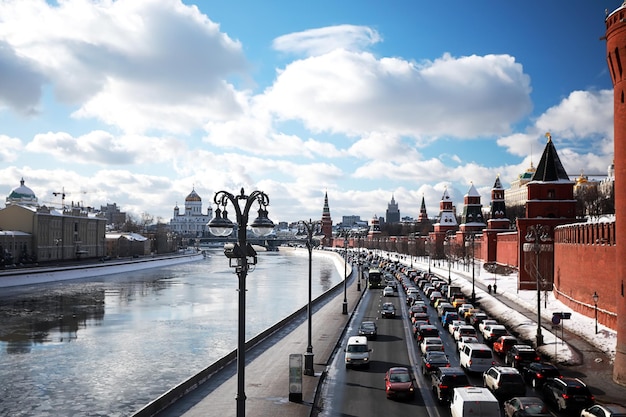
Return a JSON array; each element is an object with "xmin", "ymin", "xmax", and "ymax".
[
  {"xmin": 605, "ymin": 3, "xmax": 626, "ymax": 384},
  {"xmin": 320, "ymin": 192, "xmax": 333, "ymax": 247}
]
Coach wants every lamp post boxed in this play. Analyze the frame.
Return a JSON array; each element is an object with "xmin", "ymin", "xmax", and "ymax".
[
  {"xmin": 356, "ymin": 233, "xmax": 362, "ymax": 291},
  {"xmin": 523, "ymin": 224, "xmax": 552, "ymax": 347},
  {"xmin": 207, "ymin": 188, "xmax": 274, "ymax": 417},
  {"xmin": 445, "ymin": 230, "xmax": 455, "ymax": 285},
  {"xmin": 593, "ymin": 291, "xmax": 599, "ymax": 334},
  {"xmin": 465, "ymin": 232, "xmax": 476, "ymax": 304},
  {"xmin": 342, "ymin": 236, "xmax": 348, "ymax": 314},
  {"xmin": 426, "ymin": 237, "xmax": 432, "ymax": 275},
  {"xmin": 300, "ymin": 219, "xmax": 318, "ymax": 376}
]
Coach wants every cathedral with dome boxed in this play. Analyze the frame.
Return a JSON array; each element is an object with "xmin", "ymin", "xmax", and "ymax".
[{"xmin": 169, "ymin": 188, "xmax": 213, "ymax": 237}]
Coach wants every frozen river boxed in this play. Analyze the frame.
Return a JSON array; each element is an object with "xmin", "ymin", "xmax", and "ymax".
[{"xmin": 0, "ymin": 248, "xmax": 345, "ymax": 417}]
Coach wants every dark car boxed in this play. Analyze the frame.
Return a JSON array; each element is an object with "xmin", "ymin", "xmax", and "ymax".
[
  {"xmin": 416, "ymin": 324, "xmax": 440, "ymax": 345},
  {"xmin": 384, "ymin": 367, "xmax": 416, "ymax": 400},
  {"xmin": 421, "ymin": 351, "xmax": 450, "ymax": 375},
  {"xmin": 430, "ymin": 366, "xmax": 470, "ymax": 404},
  {"xmin": 503, "ymin": 396, "xmax": 552, "ymax": 417},
  {"xmin": 358, "ymin": 321, "xmax": 378, "ymax": 340},
  {"xmin": 506, "ymin": 345, "xmax": 541, "ymax": 369},
  {"xmin": 521, "ymin": 362, "xmax": 561, "ymax": 388},
  {"xmin": 542, "ymin": 377, "xmax": 594, "ymax": 414},
  {"xmin": 381, "ymin": 302, "xmax": 396, "ymax": 318}
]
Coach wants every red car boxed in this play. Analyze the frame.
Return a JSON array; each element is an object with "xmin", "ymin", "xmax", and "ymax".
[
  {"xmin": 493, "ymin": 335, "xmax": 518, "ymax": 356},
  {"xmin": 385, "ymin": 367, "xmax": 416, "ymax": 400}
]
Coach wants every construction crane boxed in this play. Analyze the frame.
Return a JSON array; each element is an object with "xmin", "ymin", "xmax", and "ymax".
[{"xmin": 52, "ymin": 187, "xmax": 88, "ymax": 208}]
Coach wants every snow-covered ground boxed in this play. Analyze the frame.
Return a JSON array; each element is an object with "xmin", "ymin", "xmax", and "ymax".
[{"xmin": 392, "ymin": 254, "xmax": 616, "ymax": 366}]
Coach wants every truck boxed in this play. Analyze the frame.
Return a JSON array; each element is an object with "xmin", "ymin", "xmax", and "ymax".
[
  {"xmin": 367, "ymin": 268, "xmax": 383, "ymax": 289},
  {"xmin": 447, "ymin": 285, "xmax": 462, "ymax": 299},
  {"xmin": 449, "ymin": 387, "xmax": 500, "ymax": 417}
]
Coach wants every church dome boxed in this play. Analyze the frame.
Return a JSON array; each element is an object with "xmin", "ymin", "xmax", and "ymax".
[
  {"xmin": 185, "ymin": 189, "xmax": 202, "ymax": 202},
  {"xmin": 7, "ymin": 178, "xmax": 38, "ymax": 205}
]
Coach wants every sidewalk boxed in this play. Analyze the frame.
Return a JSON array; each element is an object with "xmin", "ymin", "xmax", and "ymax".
[{"xmin": 158, "ymin": 271, "xmax": 364, "ymax": 417}]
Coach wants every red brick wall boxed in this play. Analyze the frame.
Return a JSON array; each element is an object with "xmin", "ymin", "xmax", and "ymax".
[
  {"xmin": 495, "ymin": 232, "xmax": 518, "ymax": 267},
  {"xmin": 553, "ymin": 238, "xmax": 617, "ymax": 330}
]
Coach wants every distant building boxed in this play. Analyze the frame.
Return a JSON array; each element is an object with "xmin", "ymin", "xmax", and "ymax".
[
  {"xmin": 169, "ymin": 188, "xmax": 213, "ymax": 237},
  {"xmin": 0, "ymin": 178, "xmax": 106, "ymax": 263},
  {"xmin": 100, "ymin": 203, "xmax": 126, "ymax": 229},
  {"xmin": 505, "ymin": 162, "xmax": 536, "ymax": 208},
  {"xmin": 385, "ymin": 195, "xmax": 400, "ymax": 223}
]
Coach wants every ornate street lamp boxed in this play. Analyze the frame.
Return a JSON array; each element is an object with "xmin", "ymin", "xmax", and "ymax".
[
  {"xmin": 593, "ymin": 291, "xmax": 599, "ymax": 334},
  {"xmin": 445, "ymin": 230, "xmax": 455, "ymax": 286},
  {"xmin": 300, "ymin": 219, "xmax": 319, "ymax": 376},
  {"xmin": 465, "ymin": 232, "xmax": 476, "ymax": 304},
  {"xmin": 523, "ymin": 224, "xmax": 552, "ymax": 347},
  {"xmin": 342, "ymin": 236, "xmax": 349, "ymax": 314},
  {"xmin": 207, "ymin": 188, "xmax": 274, "ymax": 417}
]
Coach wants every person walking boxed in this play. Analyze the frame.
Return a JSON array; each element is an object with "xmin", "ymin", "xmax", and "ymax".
[
  {"xmin": 493, "ymin": 283, "xmax": 497, "ymax": 294},
  {"xmin": 487, "ymin": 284, "xmax": 492, "ymax": 294}
]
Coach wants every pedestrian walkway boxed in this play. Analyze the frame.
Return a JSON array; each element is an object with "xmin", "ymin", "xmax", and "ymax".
[{"xmin": 156, "ymin": 270, "xmax": 365, "ymax": 417}]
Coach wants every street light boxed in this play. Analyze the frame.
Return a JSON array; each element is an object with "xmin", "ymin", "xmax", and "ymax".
[
  {"xmin": 342, "ymin": 236, "xmax": 349, "ymax": 314},
  {"xmin": 207, "ymin": 188, "xmax": 274, "ymax": 417},
  {"xmin": 300, "ymin": 219, "xmax": 319, "ymax": 376},
  {"xmin": 465, "ymin": 232, "xmax": 476, "ymax": 304},
  {"xmin": 445, "ymin": 231, "xmax": 455, "ymax": 285},
  {"xmin": 523, "ymin": 224, "xmax": 552, "ymax": 347},
  {"xmin": 593, "ymin": 291, "xmax": 599, "ymax": 334}
]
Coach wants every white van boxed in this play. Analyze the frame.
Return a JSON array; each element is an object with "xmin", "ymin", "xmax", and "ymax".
[
  {"xmin": 450, "ymin": 387, "xmax": 500, "ymax": 417},
  {"xmin": 459, "ymin": 343, "xmax": 495, "ymax": 373},
  {"xmin": 344, "ymin": 336, "xmax": 371, "ymax": 369}
]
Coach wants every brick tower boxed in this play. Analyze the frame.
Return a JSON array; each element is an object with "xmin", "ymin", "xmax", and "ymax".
[
  {"xmin": 321, "ymin": 192, "xmax": 333, "ymax": 247},
  {"xmin": 605, "ymin": 3, "xmax": 626, "ymax": 384}
]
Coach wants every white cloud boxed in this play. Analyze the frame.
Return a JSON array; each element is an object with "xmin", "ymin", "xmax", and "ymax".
[
  {"xmin": 264, "ymin": 50, "xmax": 532, "ymax": 138},
  {"xmin": 25, "ymin": 130, "xmax": 185, "ymax": 165},
  {"xmin": 0, "ymin": 135, "xmax": 22, "ymax": 162},
  {"xmin": 273, "ymin": 25, "xmax": 381, "ymax": 56},
  {"xmin": 0, "ymin": 0, "xmax": 249, "ymax": 133}
]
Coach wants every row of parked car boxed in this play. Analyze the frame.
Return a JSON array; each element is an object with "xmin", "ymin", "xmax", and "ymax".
[{"xmin": 398, "ymin": 267, "xmax": 615, "ymax": 417}]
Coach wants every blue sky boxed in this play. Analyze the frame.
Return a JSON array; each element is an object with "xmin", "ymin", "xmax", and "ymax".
[{"xmin": 0, "ymin": 0, "xmax": 618, "ymax": 225}]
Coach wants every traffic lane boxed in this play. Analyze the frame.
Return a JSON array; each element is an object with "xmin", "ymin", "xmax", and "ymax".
[
  {"xmin": 320, "ymin": 287, "xmax": 428, "ymax": 417},
  {"xmin": 411, "ymin": 275, "xmax": 553, "ymax": 411}
]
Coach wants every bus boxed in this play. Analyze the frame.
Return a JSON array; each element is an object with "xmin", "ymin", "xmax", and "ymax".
[{"xmin": 368, "ymin": 268, "xmax": 384, "ymax": 289}]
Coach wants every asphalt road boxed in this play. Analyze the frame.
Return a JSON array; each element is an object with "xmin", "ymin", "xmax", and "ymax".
[{"xmin": 317, "ymin": 272, "xmax": 561, "ymax": 417}]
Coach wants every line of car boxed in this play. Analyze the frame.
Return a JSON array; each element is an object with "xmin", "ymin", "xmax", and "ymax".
[
  {"xmin": 349, "ymin": 257, "xmax": 626, "ymax": 417},
  {"xmin": 398, "ymin": 265, "xmax": 623, "ymax": 417}
]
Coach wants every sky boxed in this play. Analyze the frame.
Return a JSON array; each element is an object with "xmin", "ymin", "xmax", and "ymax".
[{"xmin": 0, "ymin": 0, "xmax": 620, "ymax": 226}]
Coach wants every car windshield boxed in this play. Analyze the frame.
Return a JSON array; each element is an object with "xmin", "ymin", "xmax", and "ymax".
[
  {"xmin": 429, "ymin": 352, "xmax": 447, "ymax": 360},
  {"xmin": 444, "ymin": 374, "xmax": 470, "ymax": 386},
  {"xmin": 523, "ymin": 403, "xmax": 548, "ymax": 414},
  {"xmin": 501, "ymin": 374, "xmax": 523, "ymax": 383},
  {"xmin": 347, "ymin": 344, "xmax": 368, "ymax": 353},
  {"xmin": 390, "ymin": 372, "xmax": 411, "ymax": 383},
  {"xmin": 361, "ymin": 324, "xmax": 375, "ymax": 330},
  {"xmin": 473, "ymin": 350, "xmax": 493, "ymax": 359}
]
